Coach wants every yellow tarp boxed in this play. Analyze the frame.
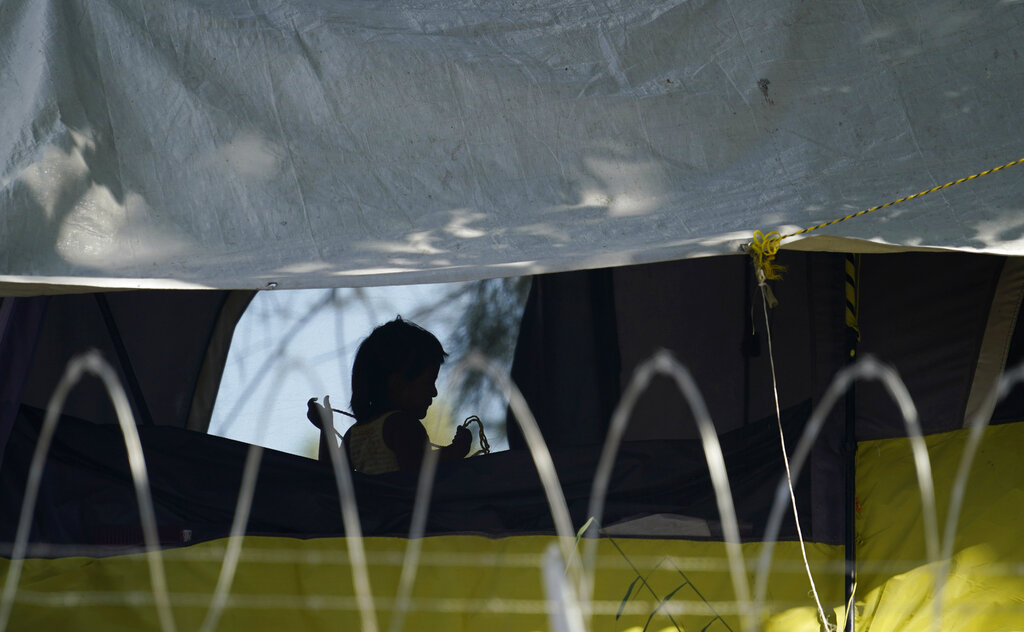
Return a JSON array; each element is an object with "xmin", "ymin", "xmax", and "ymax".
[
  {"xmin": 854, "ymin": 421, "xmax": 1024, "ymax": 631},
  {"xmin": 3, "ymin": 420, "xmax": 1022, "ymax": 631},
  {"xmin": 2, "ymin": 536, "xmax": 843, "ymax": 631}
]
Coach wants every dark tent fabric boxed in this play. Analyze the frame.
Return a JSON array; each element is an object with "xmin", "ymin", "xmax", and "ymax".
[
  {"xmin": 993, "ymin": 313, "xmax": 1024, "ymax": 424},
  {"xmin": 505, "ymin": 268, "xmax": 622, "ymax": 450},
  {"xmin": 0, "ymin": 402, "xmax": 811, "ymax": 551},
  {"xmin": 0, "ymin": 289, "xmax": 251, "ymax": 494},
  {"xmin": 854, "ymin": 253, "xmax": 1005, "ymax": 440},
  {"xmin": 510, "ymin": 251, "xmax": 1011, "ymax": 444},
  {"xmin": 1, "ymin": 251, "xmax": 1021, "ymax": 552},
  {"xmin": 507, "ymin": 251, "xmax": 1017, "ymax": 544},
  {"xmin": 0, "ymin": 296, "xmax": 48, "ymax": 472},
  {"xmin": 15, "ymin": 290, "xmax": 253, "ymax": 432},
  {"xmin": 510, "ymin": 252, "xmax": 851, "ymax": 543}
]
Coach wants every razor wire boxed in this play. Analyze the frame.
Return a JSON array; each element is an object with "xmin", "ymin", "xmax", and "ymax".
[{"xmin": 2, "ymin": 352, "xmax": 1024, "ymax": 632}]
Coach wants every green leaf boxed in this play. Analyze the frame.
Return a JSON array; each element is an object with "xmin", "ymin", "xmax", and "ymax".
[
  {"xmin": 617, "ymin": 575, "xmax": 641, "ymax": 620},
  {"xmin": 564, "ymin": 516, "xmax": 596, "ymax": 576},
  {"xmin": 575, "ymin": 516, "xmax": 595, "ymax": 545}
]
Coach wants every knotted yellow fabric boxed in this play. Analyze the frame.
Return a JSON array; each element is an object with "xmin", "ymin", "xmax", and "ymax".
[{"xmin": 748, "ymin": 230, "xmax": 785, "ymax": 281}]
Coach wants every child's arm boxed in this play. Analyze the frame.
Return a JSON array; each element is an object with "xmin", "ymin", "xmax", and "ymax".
[
  {"xmin": 307, "ymin": 397, "xmax": 336, "ymax": 464},
  {"xmin": 383, "ymin": 413, "xmax": 472, "ymax": 470}
]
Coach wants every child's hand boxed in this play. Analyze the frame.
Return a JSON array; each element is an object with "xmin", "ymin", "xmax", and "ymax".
[
  {"xmin": 452, "ymin": 425, "xmax": 472, "ymax": 456},
  {"xmin": 307, "ymin": 397, "xmax": 327, "ymax": 430}
]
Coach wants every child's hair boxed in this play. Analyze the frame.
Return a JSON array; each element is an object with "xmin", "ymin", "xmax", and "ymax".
[{"xmin": 350, "ymin": 317, "xmax": 448, "ymax": 422}]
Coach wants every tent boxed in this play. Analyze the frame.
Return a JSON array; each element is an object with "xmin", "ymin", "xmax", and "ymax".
[{"xmin": 2, "ymin": 0, "xmax": 1024, "ymax": 629}]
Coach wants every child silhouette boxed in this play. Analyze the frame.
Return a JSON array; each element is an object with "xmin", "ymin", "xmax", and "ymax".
[{"xmin": 308, "ymin": 317, "xmax": 471, "ymax": 474}]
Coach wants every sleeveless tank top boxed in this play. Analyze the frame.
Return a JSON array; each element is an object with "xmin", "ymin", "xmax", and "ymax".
[{"xmin": 346, "ymin": 412, "xmax": 400, "ymax": 475}]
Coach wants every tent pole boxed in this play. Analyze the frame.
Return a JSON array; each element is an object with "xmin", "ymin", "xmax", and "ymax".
[
  {"xmin": 843, "ymin": 253, "xmax": 861, "ymax": 631},
  {"xmin": 844, "ymin": 379, "xmax": 856, "ymax": 631},
  {"xmin": 95, "ymin": 293, "xmax": 155, "ymax": 427}
]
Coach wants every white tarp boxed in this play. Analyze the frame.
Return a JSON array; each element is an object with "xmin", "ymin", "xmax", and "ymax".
[{"xmin": 2, "ymin": 0, "xmax": 1023, "ymax": 293}]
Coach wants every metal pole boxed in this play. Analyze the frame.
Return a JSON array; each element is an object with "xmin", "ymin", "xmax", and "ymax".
[{"xmin": 843, "ymin": 253, "xmax": 860, "ymax": 631}]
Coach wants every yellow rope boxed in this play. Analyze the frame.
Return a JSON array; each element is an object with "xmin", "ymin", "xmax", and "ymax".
[
  {"xmin": 748, "ymin": 230, "xmax": 786, "ymax": 280},
  {"xmin": 749, "ymin": 156, "xmax": 1024, "ymax": 280}
]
